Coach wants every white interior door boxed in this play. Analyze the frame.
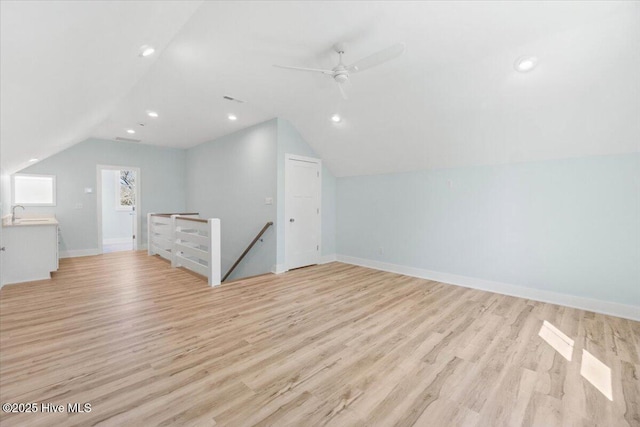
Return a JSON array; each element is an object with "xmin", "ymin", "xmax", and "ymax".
[
  {"xmin": 97, "ymin": 165, "xmax": 140, "ymax": 254},
  {"xmin": 285, "ymin": 154, "xmax": 321, "ymax": 270}
]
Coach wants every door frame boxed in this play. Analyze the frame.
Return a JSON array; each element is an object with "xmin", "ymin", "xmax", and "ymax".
[
  {"xmin": 96, "ymin": 165, "xmax": 141, "ymax": 254},
  {"xmin": 284, "ymin": 153, "xmax": 322, "ymax": 271}
]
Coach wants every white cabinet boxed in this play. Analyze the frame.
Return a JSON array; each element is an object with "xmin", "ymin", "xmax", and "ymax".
[{"xmin": 1, "ymin": 222, "xmax": 59, "ymax": 285}]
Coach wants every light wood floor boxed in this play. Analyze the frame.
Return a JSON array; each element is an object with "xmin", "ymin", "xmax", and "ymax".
[{"xmin": 1, "ymin": 252, "xmax": 638, "ymax": 427}]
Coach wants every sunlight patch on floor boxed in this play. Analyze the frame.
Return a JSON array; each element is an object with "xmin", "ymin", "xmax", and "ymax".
[
  {"xmin": 538, "ymin": 320, "xmax": 614, "ymax": 401},
  {"xmin": 580, "ymin": 349, "xmax": 613, "ymax": 401},
  {"xmin": 538, "ymin": 320, "xmax": 574, "ymax": 361}
]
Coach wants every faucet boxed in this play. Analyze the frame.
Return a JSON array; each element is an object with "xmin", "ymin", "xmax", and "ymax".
[{"xmin": 11, "ymin": 205, "xmax": 24, "ymax": 222}]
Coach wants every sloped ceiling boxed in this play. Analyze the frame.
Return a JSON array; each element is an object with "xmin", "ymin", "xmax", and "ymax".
[
  {"xmin": 0, "ymin": 0, "xmax": 202, "ymax": 174},
  {"xmin": 2, "ymin": 1, "xmax": 639, "ymax": 176}
]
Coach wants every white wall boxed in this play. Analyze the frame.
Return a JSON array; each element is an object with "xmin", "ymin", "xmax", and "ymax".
[
  {"xmin": 18, "ymin": 138, "xmax": 186, "ymax": 257},
  {"xmin": 0, "ymin": 170, "xmax": 10, "ymax": 218},
  {"xmin": 276, "ymin": 118, "xmax": 336, "ymax": 267},
  {"xmin": 101, "ymin": 169, "xmax": 133, "ymax": 243},
  {"xmin": 0, "ymin": 169, "xmax": 10, "ymax": 284},
  {"xmin": 186, "ymin": 119, "xmax": 278, "ymax": 280},
  {"xmin": 186, "ymin": 118, "xmax": 337, "ymax": 280},
  {"xmin": 337, "ymin": 153, "xmax": 640, "ymax": 319},
  {"xmin": 8, "ymin": 118, "xmax": 336, "ymax": 281}
]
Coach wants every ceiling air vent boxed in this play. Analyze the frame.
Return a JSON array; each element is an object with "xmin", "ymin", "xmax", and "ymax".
[
  {"xmin": 115, "ymin": 136, "xmax": 141, "ymax": 143},
  {"xmin": 223, "ymin": 95, "xmax": 245, "ymax": 103}
]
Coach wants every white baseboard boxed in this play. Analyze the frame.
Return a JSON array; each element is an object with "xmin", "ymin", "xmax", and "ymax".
[
  {"xmin": 319, "ymin": 254, "xmax": 337, "ymax": 264},
  {"xmin": 272, "ymin": 255, "xmax": 336, "ymax": 274},
  {"xmin": 59, "ymin": 249, "xmax": 100, "ymax": 258},
  {"xmin": 102, "ymin": 237, "xmax": 132, "ymax": 245},
  {"xmin": 271, "ymin": 264, "xmax": 286, "ymax": 274},
  {"xmin": 336, "ymin": 255, "xmax": 640, "ymax": 322},
  {"xmin": 2, "ymin": 274, "xmax": 52, "ymax": 286}
]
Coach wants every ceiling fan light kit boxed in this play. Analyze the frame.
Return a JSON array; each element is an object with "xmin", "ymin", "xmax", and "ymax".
[
  {"xmin": 334, "ymin": 73, "xmax": 349, "ymax": 84},
  {"xmin": 274, "ymin": 42, "xmax": 406, "ymax": 100}
]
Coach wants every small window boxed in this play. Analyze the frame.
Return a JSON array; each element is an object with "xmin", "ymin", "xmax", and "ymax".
[
  {"xmin": 116, "ymin": 170, "xmax": 136, "ymax": 211},
  {"xmin": 12, "ymin": 174, "xmax": 56, "ymax": 206}
]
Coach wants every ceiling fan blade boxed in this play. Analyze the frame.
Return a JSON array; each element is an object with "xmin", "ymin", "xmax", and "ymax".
[
  {"xmin": 347, "ymin": 43, "xmax": 405, "ymax": 73},
  {"xmin": 273, "ymin": 64, "xmax": 334, "ymax": 75},
  {"xmin": 337, "ymin": 81, "xmax": 349, "ymax": 100}
]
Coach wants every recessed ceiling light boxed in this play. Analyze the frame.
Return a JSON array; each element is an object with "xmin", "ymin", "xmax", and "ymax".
[
  {"xmin": 331, "ymin": 114, "xmax": 341, "ymax": 123},
  {"xmin": 515, "ymin": 56, "xmax": 538, "ymax": 72},
  {"xmin": 147, "ymin": 111, "xmax": 158, "ymax": 118},
  {"xmin": 139, "ymin": 45, "xmax": 155, "ymax": 57},
  {"xmin": 29, "ymin": 158, "xmax": 38, "ymax": 162},
  {"xmin": 126, "ymin": 129, "xmax": 136, "ymax": 134},
  {"xmin": 228, "ymin": 114, "xmax": 237, "ymax": 121}
]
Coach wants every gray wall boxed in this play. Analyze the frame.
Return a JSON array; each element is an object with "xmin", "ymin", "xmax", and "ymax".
[
  {"xmin": 337, "ymin": 153, "xmax": 640, "ymax": 307},
  {"xmin": 186, "ymin": 119, "xmax": 278, "ymax": 280},
  {"xmin": 276, "ymin": 118, "xmax": 336, "ymax": 267},
  {"xmin": 19, "ymin": 138, "xmax": 186, "ymax": 255}
]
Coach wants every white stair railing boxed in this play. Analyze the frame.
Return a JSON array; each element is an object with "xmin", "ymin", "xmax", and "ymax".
[
  {"xmin": 172, "ymin": 216, "xmax": 221, "ymax": 286},
  {"xmin": 147, "ymin": 213, "xmax": 221, "ymax": 286}
]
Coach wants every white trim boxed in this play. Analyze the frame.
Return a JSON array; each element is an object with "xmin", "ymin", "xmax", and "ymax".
[
  {"xmin": 319, "ymin": 254, "xmax": 337, "ymax": 264},
  {"xmin": 273, "ymin": 255, "xmax": 334, "ymax": 273},
  {"xmin": 102, "ymin": 237, "xmax": 133, "ymax": 245},
  {"xmin": 96, "ymin": 165, "xmax": 141, "ymax": 254},
  {"xmin": 271, "ymin": 264, "xmax": 287, "ymax": 274},
  {"xmin": 284, "ymin": 153, "xmax": 322, "ymax": 271},
  {"xmin": 3, "ymin": 275, "xmax": 52, "ymax": 286},
  {"xmin": 60, "ymin": 248, "xmax": 100, "ymax": 258},
  {"xmin": 11, "ymin": 173, "xmax": 57, "ymax": 206},
  {"xmin": 285, "ymin": 153, "xmax": 321, "ymax": 164},
  {"xmin": 336, "ymin": 255, "xmax": 640, "ymax": 322}
]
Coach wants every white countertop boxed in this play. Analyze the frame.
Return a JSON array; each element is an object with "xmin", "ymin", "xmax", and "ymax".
[{"xmin": 2, "ymin": 217, "xmax": 59, "ymax": 227}]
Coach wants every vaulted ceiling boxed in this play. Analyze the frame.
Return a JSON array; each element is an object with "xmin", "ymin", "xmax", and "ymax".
[{"xmin": 2, "ymin": 1, "xmax": 638, "ymax": 176}]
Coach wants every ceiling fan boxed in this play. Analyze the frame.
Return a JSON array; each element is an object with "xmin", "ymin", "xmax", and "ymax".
[{"xmin": 273, "ymin": 42, "xmax": 405, "ymax": 99}]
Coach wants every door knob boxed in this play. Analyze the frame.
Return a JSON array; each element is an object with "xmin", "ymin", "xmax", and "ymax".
[{"xmin": 289, "ymin": 218, "xmax": 295, "ymax": 222}]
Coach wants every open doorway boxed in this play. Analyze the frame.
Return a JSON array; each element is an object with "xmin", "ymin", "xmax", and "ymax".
[{"xmin": 97, "ymin": 165, "xmax": 140, "ymax": 254}]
